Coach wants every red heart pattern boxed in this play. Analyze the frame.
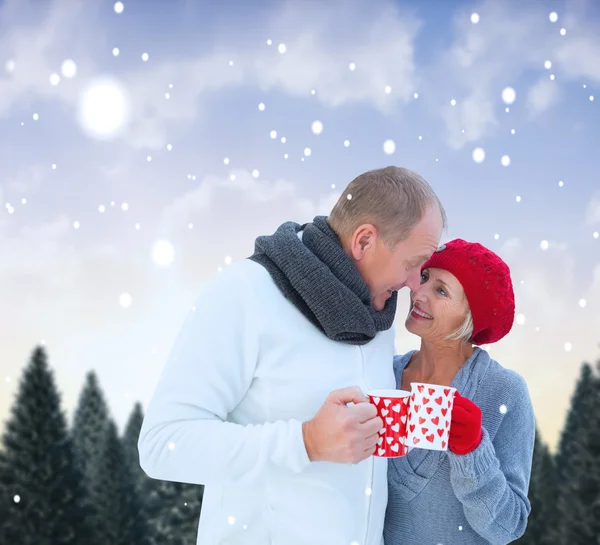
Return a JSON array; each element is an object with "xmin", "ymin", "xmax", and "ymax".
[
  {"xmin": 369, "ymin": 392, "xmax": 410, "ymax": 458},
  {"xmin": 370, "ymin": 385, "xmax": 456, "ymax": 455},
  {"xmin": 405, "ymin": 384, "xmax": 456, "ymax": 452}
]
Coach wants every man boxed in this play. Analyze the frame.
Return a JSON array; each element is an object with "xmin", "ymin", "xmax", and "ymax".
[{"xmin": 138, "ymin": 166, "xmax": 446, "ymax": 545}]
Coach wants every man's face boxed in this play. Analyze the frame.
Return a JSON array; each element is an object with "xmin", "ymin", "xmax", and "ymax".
[{"xmin": 350, "ymin": 205, "xmax": 444, "ymax": 311}]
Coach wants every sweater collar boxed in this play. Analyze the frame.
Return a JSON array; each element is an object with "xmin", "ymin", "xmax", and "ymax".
[{"xmin": 395, "ymin": 346, "xmax": 491, "ymax": 400}]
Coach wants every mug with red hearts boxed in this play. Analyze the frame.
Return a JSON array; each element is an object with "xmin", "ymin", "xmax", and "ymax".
[
  {"xmin": 367, "ymin": 389, "xmax": 411, "ymax": 457},
  {"xmin": 406, "ymin": 382, "xmax": 456, "ymax": 451}
]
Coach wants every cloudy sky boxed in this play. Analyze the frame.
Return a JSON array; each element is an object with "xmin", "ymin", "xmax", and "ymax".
[{"xmin": 1, "ymin": 0, "xmax": 599, "ymax": 452}]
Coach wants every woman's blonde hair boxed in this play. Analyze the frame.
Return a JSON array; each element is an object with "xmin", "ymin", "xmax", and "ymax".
[{"xmin": 446, "ymin": 307, "xmax": 474, "ymax": 343}]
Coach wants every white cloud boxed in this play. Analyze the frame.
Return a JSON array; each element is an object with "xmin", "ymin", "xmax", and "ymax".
[
  {"xmin": 0, "ymin": 214, "xmax": 156, "ymax": 333},
  {"xmin": 527, "ymin": 78, "xmax": 561, "ymax": 115},
  {"xmin": 0, "ymin": 0, "xmax": 102, "ymax": 117},
  {"xmin": 0, "ymin": 0, "xmax": 420, "ymax": 150},
  {"xmin": 586, "ymin": 193, "xmax": 600, "ymax": 225},
  {"xmin": 431, "ymin": 0, "xmax": 600, "ymax": 148},
  {"xmin": 157, "ymin": 169, "xmax": 340, "ymax": 285}
]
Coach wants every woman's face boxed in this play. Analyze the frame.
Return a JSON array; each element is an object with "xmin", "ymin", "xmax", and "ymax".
[{"xmin": 405, "ymin": 267, "xmax": 470, "ymax": 342}]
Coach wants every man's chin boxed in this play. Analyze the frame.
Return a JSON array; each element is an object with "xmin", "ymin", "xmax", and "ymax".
[{"xmin": 372, "ymin": 291, "xmax": 391, "ymax": 311}]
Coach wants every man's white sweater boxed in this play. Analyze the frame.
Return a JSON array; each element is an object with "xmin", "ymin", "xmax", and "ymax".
[{"xmin": 138, "ymin": 258, "xmax": 396, "ymax": 545}]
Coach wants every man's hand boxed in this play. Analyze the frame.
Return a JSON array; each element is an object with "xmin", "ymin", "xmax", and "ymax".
[{"xmin": 302, "ymin": 386, "xmax": 383, "ymax": 464}]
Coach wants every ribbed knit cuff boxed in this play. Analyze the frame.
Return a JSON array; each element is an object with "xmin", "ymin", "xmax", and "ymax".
[
  {"xmin": 291, "ymin": 419, "xmax": 313, "ymax": 472},
  {"xmin": 446, "ymin": 427, "xmax": 497, "ymax": 479}
]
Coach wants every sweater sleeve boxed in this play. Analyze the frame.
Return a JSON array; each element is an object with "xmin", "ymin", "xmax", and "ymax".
[
  {"xmin": 138, "ymin": 265, "xmax": 311, "ymax": 487},
  {"xmin": 446, "ymin": 373, "xmax": 535, "ymax": 544}
]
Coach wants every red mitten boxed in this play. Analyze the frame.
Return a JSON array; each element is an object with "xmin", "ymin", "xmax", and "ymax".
[{"xmin": 448, "ymin": 392, "xmax": 483, "ymax": 455}]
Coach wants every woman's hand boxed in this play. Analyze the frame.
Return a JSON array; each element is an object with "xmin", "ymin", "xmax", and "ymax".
[{"xmin": 448, "ymin": 392, "xmax": 483, "ymax": 455}]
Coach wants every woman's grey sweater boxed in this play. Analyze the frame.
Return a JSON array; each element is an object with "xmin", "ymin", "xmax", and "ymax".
[{"xmin": 384, "ymin": 347, "xmax": 535, "ymax": 545}]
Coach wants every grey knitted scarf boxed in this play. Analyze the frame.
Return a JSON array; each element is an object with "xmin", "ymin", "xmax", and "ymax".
[{"xmin": 248, "ymin": 215, "xmax": 398, "ymax": 345}]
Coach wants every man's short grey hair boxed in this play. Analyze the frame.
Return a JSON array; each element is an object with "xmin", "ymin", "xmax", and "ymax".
[
  {"xmin": 446, "ymin": 308, "xmax": 474, "ymax": 343},
  {"xmin": 328, "ymin": 166, "xmax": 447, "ymax": 248}
]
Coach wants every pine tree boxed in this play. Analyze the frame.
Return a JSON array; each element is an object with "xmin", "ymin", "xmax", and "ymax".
[
  {"xmin": 0, "ymin": 346, "xmax": 89, "ymax": 545},
  {"xmin": 516, "ymin": 426, "xmax": 544, "ymax": 545},
  {"xmin": 554, "ymin": 363, "xmax": 594, "ymax": 482},
  {"xmin": 88, "ymin": 419, "xmax": 150, "ymax": 545},
  {"xmin": 146, "ymin": 479, "xmax": 204, "ymax": 545},
  {"xmin": 516, "ymin": 426, "xmax": 559, "ymax": 545},
  {"xmin": 555, "ymin": 362, "xmax": 599, "ymax": 544},
  {"xmin": 122, "ymin": 402, "xmax": 148, "ymax": 499},
  {"xmin": 71, "ymin": 370, "xmax": 110, "ymax": 487},
  {"xmin": 536, "ymin": 443, "xmax": 558, "ymax": 545}
]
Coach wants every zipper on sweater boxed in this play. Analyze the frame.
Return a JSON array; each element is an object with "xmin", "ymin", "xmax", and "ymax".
[{"xmin": 359, "ymin": 345, "xmax": 374, "ymax": 545}]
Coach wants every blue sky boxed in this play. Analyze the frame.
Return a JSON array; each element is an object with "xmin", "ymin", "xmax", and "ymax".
[{"xmin": 0, "ymin": 0, "xmax": 599, "ymax": 451}]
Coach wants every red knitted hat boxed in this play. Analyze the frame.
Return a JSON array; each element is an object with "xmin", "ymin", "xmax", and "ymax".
[{"xmin": 421, "ymin": 239, "xmax": 515, "ymax": 345}]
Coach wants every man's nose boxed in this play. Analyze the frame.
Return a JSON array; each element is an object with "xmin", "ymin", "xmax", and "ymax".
[{"xmin": 405, "ymin": 268, "xmax": 422, "ymax": 292}]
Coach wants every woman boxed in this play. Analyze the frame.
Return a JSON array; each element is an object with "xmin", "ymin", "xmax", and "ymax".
[{"xmin": 384, "ymin": 239, "xmax": 535, "ymax": 545}]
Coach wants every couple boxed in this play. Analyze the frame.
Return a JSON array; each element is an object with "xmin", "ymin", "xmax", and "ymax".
[{"xmin": 138, "ymin": 166, "xmax": 535, "ymax": 545}]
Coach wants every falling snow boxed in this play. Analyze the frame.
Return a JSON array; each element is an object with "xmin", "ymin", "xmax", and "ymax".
[
  {"xmin": 472, "ymin": 147, "xmax": 485, "ymax": 163},
  {"xmin": 501, "ymin": 87, "xmax": 516, "ymax": 104},
  {"xmin": 304, "ymin": 147, "xmax": 311, "ymax": 156},
  {"xmin": 540, "ymin": 240, "xmax": 549, "ymax": 250},
  {"xmin": 77, "ymin": 78, "xmax": 130, "ymax": 139},
  {"xmin": 114, "ymin": 1, "xmax": 124, "ymax": 14},
  {"xmin": 61, "ymin": 59, "xmax": 77, "ymax": 78},
  {"xmin": 119, "ymin": 293, "xmax": 132, "ymax": 308},
  {"xmin": 152, "ymin": 240, "xmax": 175, "ymax": 267},
  {"xmin": 501, "ymin": 155, "xmax": 511, "ymax": 166},
  {"xmin": 471, "ymin": 13, "xmax": 480, "ymax": 23},
  {"xmin": 270, "ymin": 130, "xmax": 277, "ymax": 139},
  {"xmin": 383, "ymin": 140, "xmax": 396, "ymax": 155},
  {"xmin": 564, "ymin": 342, "xmax": 572, "ymax": 352},
  {"xmin": 311, "ymin": 120, "xmax": 323, "ymax": 135}
]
